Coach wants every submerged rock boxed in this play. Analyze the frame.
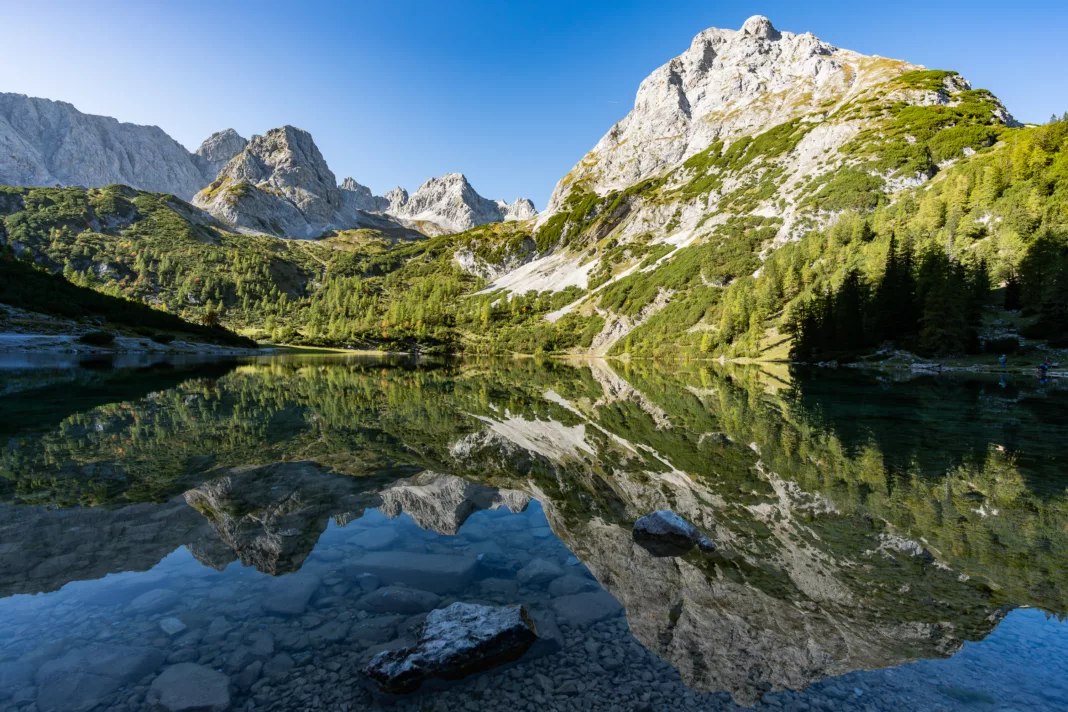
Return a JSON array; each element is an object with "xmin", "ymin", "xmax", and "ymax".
[
  {"xmin": 632, "ymin": 510, "xmax": 715, "ymax": 556},
  {"xmin": 363, "ymin": 602, "xmax": 538, "ymax": 693},
  {"xmin": 147, "ymin": 663, "xmax": 231, "ymax": 711}
]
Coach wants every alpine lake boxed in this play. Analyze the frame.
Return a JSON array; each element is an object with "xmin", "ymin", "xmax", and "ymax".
[{"xmin": 1, "ymin": 354, "xmax": 1066, "ymax": 712}]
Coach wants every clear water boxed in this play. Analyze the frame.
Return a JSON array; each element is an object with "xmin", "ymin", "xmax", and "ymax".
[{"xmin": 1, "ymin": 355, "xmax": 1065, "ymax": 712}]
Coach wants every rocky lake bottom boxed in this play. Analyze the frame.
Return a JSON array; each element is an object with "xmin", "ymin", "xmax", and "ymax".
[{"xmin": 1, "ymin": 355, "xmax": 1066, "ymax": 711}]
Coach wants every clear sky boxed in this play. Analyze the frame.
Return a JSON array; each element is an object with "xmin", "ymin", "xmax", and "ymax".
[{"xmin": 3, "ymin": 1, "xmax": 1065, "ymax": 209}]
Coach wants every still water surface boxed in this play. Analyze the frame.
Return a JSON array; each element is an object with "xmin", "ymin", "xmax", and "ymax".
[{"xmin": 0, "ymin": 355, "xmax": 1066, "ymax": 711}]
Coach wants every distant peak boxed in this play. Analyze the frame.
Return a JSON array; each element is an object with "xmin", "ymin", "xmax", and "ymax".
[{"xmin": 740, "ymin": 15, "xmax": 779, "ymax": 41}]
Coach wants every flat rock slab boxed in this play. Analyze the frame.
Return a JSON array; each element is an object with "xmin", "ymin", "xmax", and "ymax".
[
  {"xmin": 364, "ymin": 602, "xmax": 538, "ymax": 693},
  {"xmin": 263, "ymin": 573, "xmax": 321, "ymax": 616},
  {"xmin": 147, "ymin": 663, "xmax": 231, "ymax": 712},
  {"xmin": 517, "ymin": 558, "xmax": 564, "ymax": 587},
  {"xmin": 129, "ymin": 588, "xmax": 180, "ymax": 615},
  {"xmin": 547, "ymin": 573, "xmax": 599, "ymax": 597},
  {"xmin": 551, "ymin": 591, "xmax": 623, "ymax": 629},
  {"xmin": 357, "ymin": 585, "xmax": 441, "ymax": 614},
  {"xmin": 347, "ymin": 527, "xmax": 400, "ymax": 551},
  {"xmin": 353, "ymin": 552, "xmax": 477, "ymax": 594}
]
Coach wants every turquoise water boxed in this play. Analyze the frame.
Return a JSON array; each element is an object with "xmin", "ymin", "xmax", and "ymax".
[{"xmin": 1, "ymin": 355, "xmax": 1065, "ymax": 711}]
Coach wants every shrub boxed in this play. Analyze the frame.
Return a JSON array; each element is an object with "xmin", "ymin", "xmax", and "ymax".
[{"xmin": 78, "ymin": 331, "xmax": 115, "ymax": 346}]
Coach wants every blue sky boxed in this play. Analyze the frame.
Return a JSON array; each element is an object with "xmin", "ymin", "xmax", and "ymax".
[{"xmin": 3, "ymin": 1, "xmax": 1065, "ymax": 209}]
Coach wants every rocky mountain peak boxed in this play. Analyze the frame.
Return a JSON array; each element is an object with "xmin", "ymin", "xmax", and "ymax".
[
  {"xmin": 393, "ymin": 173, "xmax": 537, "ymax": 234},
  {"xmin": 340, "ymin": 176, "xmax": 390, "ymax": 212},
  {"xmin": 193, "ymin": 125, "xmax": 351, "ymax": 238},
  {"xmin": 739, "ymin": 15, "xmax": 779, "ymax": 40},
  {"xmin": 384, "ymin": 186, "xmax": 409, "ymax": 213},
  {"xmin": 497, "ymin": 197, "xmax": 537, "ymax": 222},
  {"xmin": 543, "ymin": 16, "xmax": 870, "ymax": 213},
  {"xmin": 193, "ymin": 128, "xmax": 247, "ymax": 177}
]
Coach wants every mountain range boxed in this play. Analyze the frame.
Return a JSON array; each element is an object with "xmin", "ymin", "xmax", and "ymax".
[
  {"xmin": 0, "ymin": 93, "xmax": 533, "ymax": 238},
  {"xmin": 2, "ymin": 15, "xmax": 1065, "ymax": 358}
]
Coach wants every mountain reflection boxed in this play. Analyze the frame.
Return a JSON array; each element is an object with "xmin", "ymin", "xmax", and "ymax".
[{"xmin": 1, "ymin": 355, "xmax": 1066, "ymax": 705}]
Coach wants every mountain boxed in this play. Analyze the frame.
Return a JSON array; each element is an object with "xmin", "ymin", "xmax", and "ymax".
[
  {"xmin": 543, "ymin": 15, "xmax": 1014, "ymax": 224},
  {"xmin": 192, "ymin": 126, "xmax": 414, "ymax": 238},
  {"xmin": 0, "ymin": 93, "xmax": 534, "ymax": 240},
  {"xmin": 339, "ymin": 172, "xmax": 538, "ymax": 236},
  {"xmin": 386, "ymin": 173, "xmax": 537, "ymax": 235},
  {"xmin": 340, "ymin": 176, "xmax": 390, "ymax": 212},
  {"xmin": 193, "ymin": 129, "xmax": 534, "ymax": 238},
  {"xmin": 192, "ymin": 128, "xmax": 248, "ymax": 177},
  {"xmin": 0, "ymin": 93, "xmax": 233, "ymax": 200}
]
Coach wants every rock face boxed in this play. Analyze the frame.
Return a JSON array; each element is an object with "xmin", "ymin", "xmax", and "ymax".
[
  {"xmin": 632, "ymin": 509, "xmax": 716, "ymax": 556},
  {"xmin": 193, "ymin": 128, "xmax": 248, "ymax": 178},
  {"xmin": 364, "ymin": 602, "xmax": 538, "ymax": 693},
  {"xmin": 0, "ymin": 93, "xmax": 223, "ymax": 200},
  {"xmin": 383, "ymin": 186, "xmax": 410, "ymax": 214},
  {"xmin": 340, "ymin": 176, "xmax": 390, "ymax": 212}
]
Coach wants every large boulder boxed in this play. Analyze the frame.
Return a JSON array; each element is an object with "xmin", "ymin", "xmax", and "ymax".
[
  {"xmin": 632, "ymin": 510, "xmax": 715, "ymax": 556},
  {"xmin": 363, "ymin": 602, "xmax": 538, "ymax": 693}
]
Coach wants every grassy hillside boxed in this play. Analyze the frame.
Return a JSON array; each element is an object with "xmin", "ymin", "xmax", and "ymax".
[{"xmin": 0, "ymin": 258, "xmax": 255, "ymax": 347}]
